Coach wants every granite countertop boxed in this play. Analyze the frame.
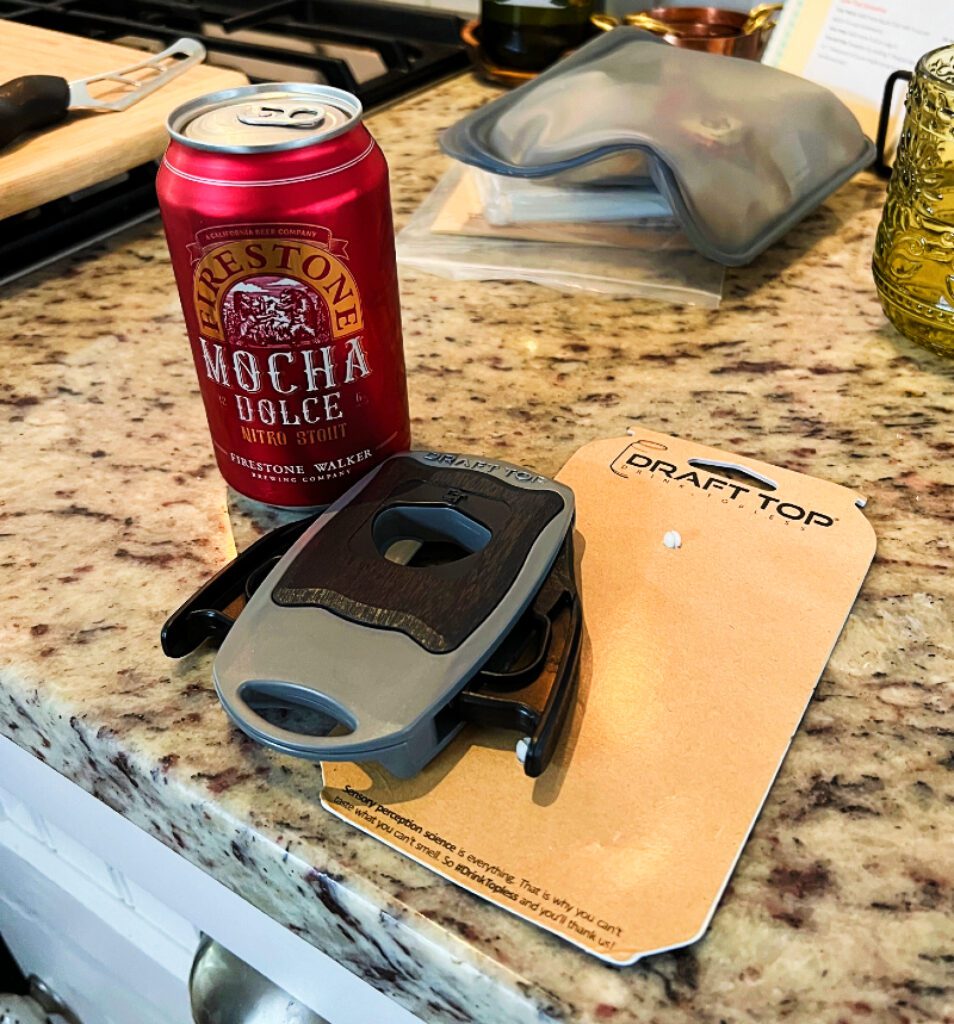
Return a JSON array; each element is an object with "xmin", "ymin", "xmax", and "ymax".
[{"xmin": 2, "ymin": 72, "xmax": 953, "ymax": 1024}]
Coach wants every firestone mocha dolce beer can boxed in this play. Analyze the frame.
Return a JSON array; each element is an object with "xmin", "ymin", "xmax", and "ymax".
[{"xmin": 157, "ymin": 83, "xmax": 411, "ymax": 507}]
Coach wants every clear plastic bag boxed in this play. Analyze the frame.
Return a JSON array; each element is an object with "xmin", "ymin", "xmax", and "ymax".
[
  {"xmin": 396, "ymin": 165, "xmax": 725, "ymax": 308},
  {"xmin": 471, "ymin": 167, "xmax": 674, "ymax": 226}
]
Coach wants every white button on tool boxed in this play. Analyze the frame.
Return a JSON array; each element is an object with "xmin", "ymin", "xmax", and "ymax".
[{"xmin": 663, "ymin": 530, "xmax": 682, "ymax": 549}]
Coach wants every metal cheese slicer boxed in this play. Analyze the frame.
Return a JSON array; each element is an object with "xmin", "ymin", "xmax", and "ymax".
[
  {"xmin": 0, "ymin": 38, "xmax": 205, "ymax": 150},
  {"xmin": 162, "ymin": 452, "xmax": 582, "ymax": 779}
]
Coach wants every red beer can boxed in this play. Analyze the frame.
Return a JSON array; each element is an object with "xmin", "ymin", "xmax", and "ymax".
[{"xmin": 157, "ymin": 84, "xmax": 411, "ymax": 508}]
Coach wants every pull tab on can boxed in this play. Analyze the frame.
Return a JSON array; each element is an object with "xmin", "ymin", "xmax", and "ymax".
[{"xmin": 237, "ymin": 102, "xmax": 327, "ymax": 130}]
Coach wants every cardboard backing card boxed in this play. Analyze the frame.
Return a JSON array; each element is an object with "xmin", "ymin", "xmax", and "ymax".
[{"xmin": 320, "ymin": 431, "xmax": 876, "ymax": 965}]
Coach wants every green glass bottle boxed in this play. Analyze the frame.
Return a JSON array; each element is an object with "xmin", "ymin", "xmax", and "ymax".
[{"xmin": 480, "ymin": 0, "xmax": 595, "ymax": 73}]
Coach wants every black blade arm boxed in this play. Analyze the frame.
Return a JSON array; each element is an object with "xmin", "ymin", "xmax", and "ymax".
[
  {"xmin": 161, "ymin": 515, "xmax": 317, "ymax": 657},
  {"xmin": 458, "ymin": 531, "xmax": 582, "ymax": 777}
]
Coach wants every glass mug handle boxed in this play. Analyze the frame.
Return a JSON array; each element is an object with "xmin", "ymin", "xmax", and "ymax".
[{"xmin": 875, "ymin": 69, "xmax": 913, "ymax": 178}]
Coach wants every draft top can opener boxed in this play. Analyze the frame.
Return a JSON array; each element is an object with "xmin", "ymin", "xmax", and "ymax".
[{"xmin": 162, "ymin": 452, "xmax": 582, "ymax": 779}]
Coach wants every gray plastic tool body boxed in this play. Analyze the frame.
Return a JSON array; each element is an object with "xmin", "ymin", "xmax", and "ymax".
[{"xmin": 213, "ymin": 452, "xmax": 574, "ymax": 777}]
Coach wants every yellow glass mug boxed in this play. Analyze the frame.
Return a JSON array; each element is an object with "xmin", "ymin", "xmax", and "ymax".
[{"xmin": 873, "ymin": 44, "xmax": 954, "ymax": 357}]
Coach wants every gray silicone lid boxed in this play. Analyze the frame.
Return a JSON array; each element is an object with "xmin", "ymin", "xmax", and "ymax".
[{"xmin": 440, "ymin": 29, "xmax": 875, "ymax": 266}]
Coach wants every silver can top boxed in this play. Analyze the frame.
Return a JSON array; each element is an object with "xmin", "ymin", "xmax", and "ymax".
[{"xmin": 168, "ymin": 83, "xmax": 363, "ymax": 154}]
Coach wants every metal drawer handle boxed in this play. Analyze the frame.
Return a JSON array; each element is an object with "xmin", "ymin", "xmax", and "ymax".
[
  {"xmin": 190, "ymin": 936, "xmax": 330, "ymax": 1024},
  {"xmin": 0, "ymin": 976, "xmax": 84, "ymax": 1024},
  {"xmin": 29, "ymin": 976, "xmax": 84, "ymax": 1024}
]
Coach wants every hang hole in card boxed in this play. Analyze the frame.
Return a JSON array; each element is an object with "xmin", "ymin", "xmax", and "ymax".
[{"xmin": 686, "ymin": 457, "xmax": 778, "ymax": 492}]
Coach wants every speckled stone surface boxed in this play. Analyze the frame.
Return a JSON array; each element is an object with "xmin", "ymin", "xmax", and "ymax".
[{"xmin": 1, "ymin": 72, "xmax": 953, "ymax": 1024}]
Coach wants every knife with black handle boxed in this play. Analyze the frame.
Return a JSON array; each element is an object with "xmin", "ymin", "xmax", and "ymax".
[
  {"xmin": 0, "ymin": 76, "xmax": 71, "ymax": 149},
  {"xmin": 0, "ymin": 38, "xmax": 205, "ymax": 151}
]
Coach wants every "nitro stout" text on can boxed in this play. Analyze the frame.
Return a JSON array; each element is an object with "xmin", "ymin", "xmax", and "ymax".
[{"xmin": 157, "ymin": 84, "xmax": 411, "ymax": 508}]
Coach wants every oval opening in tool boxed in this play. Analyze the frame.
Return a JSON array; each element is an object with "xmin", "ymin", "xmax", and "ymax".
[
  {"xmin": 687, "ymin": 458, "xmax": 778, "ymax": 492},
  {"xmin": 240, "ymin": 681, "xmax": 354, "ymax": 738},
  {"xmin": 372, "ymin": 504, "xmax": 492, "ymax": 567}
]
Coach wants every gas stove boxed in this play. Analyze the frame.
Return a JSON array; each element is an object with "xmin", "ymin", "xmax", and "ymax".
[{"xmin": 1, "ymin": 0, "xmax": 468, "ymax": 281}]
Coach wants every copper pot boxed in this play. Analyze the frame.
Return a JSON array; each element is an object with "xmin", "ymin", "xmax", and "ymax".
[
  {"xmin": 648, "ymin": 6, "xmax": 759, "ymax": 58},
  {"xmin": 592, "ymin": 3, "xmax": 782, "ymax": 60}
]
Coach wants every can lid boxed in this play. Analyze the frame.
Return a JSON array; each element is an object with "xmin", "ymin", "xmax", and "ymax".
[{"xmin": 168, "ymin": 83, "xmax": 363, "ymax": 154}]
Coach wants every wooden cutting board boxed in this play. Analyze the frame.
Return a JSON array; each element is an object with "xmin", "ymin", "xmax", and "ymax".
[{"xmin": 0, "ymin": 22, "xmax": 247, "ymax": 219}]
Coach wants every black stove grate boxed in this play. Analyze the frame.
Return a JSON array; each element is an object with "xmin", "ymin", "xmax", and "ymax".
[
  {"xmin": 1, "ymin": 0, "xmax": 468, "ymax": 281},
  {"xmin": 3, "ymin": 0, "xmax": 469, "ymax": 107}
]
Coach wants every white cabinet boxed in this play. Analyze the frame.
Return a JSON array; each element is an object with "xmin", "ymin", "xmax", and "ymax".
[
  {"xmin": 0, "ymin": 735, "xmax": 419, "ymax": 1024},
  {"xmin": 0, "ymin": 789, "xmax": 195, "ymax": 1024}
]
